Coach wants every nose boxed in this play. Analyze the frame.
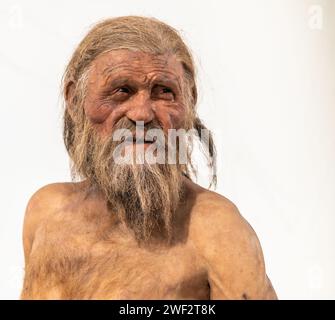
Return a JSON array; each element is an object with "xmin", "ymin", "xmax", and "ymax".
[{"xmin": 125, "ymin": 90, "xmax": 155, "ymax": 124}]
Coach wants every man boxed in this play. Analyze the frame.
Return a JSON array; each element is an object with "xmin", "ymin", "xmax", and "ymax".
[{"xmin": 21, "ymin": 16, "xmax": 277, "ymax": 300}]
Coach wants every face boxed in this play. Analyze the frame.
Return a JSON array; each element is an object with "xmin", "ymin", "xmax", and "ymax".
[
  {"xmin": 69, "ymin": 50, "xmax": 192, "ymax": 244},
  {"xmin": 84, "ymin": 50, "xmax": 188, "ymax": 138}
]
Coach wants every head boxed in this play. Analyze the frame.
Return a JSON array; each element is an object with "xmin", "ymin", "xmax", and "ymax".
[{"xmin": 62, "ymin": 16, "xmax": 216, "ymax": 244}]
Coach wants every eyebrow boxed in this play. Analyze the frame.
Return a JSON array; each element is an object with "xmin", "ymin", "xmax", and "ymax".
[
  {"xmin": 103, "ymin": 73, "xmax": 182, "ymax": 92},
  {"xmin": 108, "ymin": 77, "xmax": 131, "ymax": 88},
  {"xmin": 153, "ymin": 75, "xmax": 180, "ymax": 85}
]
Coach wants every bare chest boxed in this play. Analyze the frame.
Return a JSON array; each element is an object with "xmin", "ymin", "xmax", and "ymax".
[{"xmin": 25, "ymin": 212, "xmax": 209, "ymax": 300}]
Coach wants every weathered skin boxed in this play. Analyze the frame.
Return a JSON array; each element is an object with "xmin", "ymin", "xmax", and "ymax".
[
  {"xmin": 82, "ymin": 50, "xmax": 187, "ymax": 136},
  {"xmin": 21, "ymin": 50, "xmax": 277, "ymax": 300}
]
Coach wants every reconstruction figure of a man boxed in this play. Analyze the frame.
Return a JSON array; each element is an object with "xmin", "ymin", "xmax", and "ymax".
[{"xmin": 21, "ymin": 16, "xmax": 277, "ymax": 300}]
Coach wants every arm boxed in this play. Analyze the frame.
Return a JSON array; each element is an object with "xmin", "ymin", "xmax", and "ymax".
[
  {"xmin": 22, "ymin": 188, "xmax": 44, "ymax": 269},
  {"xmin": 191, "ymin": 195, "xmax": 277, "ymax": 300},
  {"xmin": 21, "ymin": 187, "xmax": 45, "ymax": 299},
  {"xmin": 21, "ymin": 183, "xmax": 69, "ymax": 298},
  {"xmin": 22, "ymin": 182, "xmax": 73, "ymax": 265}
]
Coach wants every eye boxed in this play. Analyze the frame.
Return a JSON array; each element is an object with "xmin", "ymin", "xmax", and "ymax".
[
  {"xmin": 162, "ymin": 87, "xmax": 172, "ymax": 93},
  {"xmin": 110, "ymin": 86, "xmax": 132, "ymax": 101},
  {"xmin": 152, "ymin": 85, "xmax": 175, "ymax": 100},
  {"xmin": 116, "ymin": 86, "xmax": 131, "ymax": 94}
]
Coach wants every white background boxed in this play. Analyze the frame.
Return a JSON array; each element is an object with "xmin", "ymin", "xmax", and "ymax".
[{"xmin": 0, "ymin": 0, "xmax": 334, "ymax": 299}]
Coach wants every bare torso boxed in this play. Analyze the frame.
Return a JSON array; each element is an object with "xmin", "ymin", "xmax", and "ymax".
[
  {"xmin": 22, "ymin": 179, "xmax": 211, "ymax": 299},
  {"xmin": 21, "ymin": 178, "xmax": 277, "ymax": 300}
]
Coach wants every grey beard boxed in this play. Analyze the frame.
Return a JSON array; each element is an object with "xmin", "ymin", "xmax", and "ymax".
[
  {"xmin": 71, "ymin": 117, "xmax": 186, "ymax": 244},
  {"xmin": 101, "ymin": 162, "xmax": 184, "ymax": 245}
]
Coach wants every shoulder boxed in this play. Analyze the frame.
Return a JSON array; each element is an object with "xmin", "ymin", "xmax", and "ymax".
[
  {"xmin": 23, "ymin": 181, "xmax": 90, "ymax": 229},
  {"xmin": 184, "ymin": 178, "xmax": 251, "ymax": 241},
  {"xmin": 24, "ymin": 182, "xmax": 78, "ymax": 221},
  {"xmin": 185, "ymin": 180, "xmax": 276, "ymax": 299},
  {"xmin": 22, "ymin": 182, "xmax": 85, "ymax": 261},
  {"xmin": 188, "ymin": 185, "xmax": 258, "ymax": 254}
]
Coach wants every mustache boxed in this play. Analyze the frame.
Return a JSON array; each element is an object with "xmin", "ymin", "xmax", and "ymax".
[
  {"xmin": 113, "ymin": 117, "xmax": 163, "ymax": 132},
  {"xmin": 110, "ymin": 117, "xmax": 167, "ymax": 145}
]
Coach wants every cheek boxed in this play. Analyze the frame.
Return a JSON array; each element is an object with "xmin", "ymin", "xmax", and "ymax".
[
  {"xmin": 172, "ymin": 108, "xmax": 187, "ymax": 128},
  {"xmin": 155, "ymin": 104, "xmax": 187, "ymax": 131},
  {"xmin": 84, "ymin": 99, "xmax": 128, "ymax": 137},
  {"xmin": 84, "ymin": 99, "xmax": 113, "ymax": 124}
]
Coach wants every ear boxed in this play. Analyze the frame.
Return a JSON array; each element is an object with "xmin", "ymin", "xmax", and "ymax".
[{"xmin": 64, "ymin": 81, "xmax": 76, "ymax": 120}]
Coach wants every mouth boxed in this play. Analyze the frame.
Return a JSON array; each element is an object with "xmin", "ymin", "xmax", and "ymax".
[{"xmin": 124, "ymin": 136, "xmax": 156, "ymax": 144}]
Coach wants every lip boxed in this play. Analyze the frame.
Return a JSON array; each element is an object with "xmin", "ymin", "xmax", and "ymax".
[
  {"xmin": 123, "ymin": 141, "xmax": 153, "ymax": 151},
  {"xmin": 136, "ymin": 141, "xmax": 153, "ymax": 144},
  {"xmin": 124, "ymin": 137, "xmax": 154, "ymax": 144}
]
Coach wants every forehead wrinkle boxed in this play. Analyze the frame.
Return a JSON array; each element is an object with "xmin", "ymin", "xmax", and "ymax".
[
  {"xmin": 101, "ymin": 69, "xmax": 144, "ymax": 88},
  {"xmin": 101, "ymin": 66, "xmax": 183, "ymax": 91},
  {"xmin": 99, "ymin": 54, "xmax": 178, "ymax": 74},
  {"xmin": 100, "ymin": 56, "xmax": 169, "ymax": 75},
  {"xmin": 90, "ymin": 51, "xmax": 186, "ymax": 93},
  {"xmin": 101, "ymin": 64, "xmax": 130, "ymax": 77},
  {"xmin": 102, "ymin": 64, "xmax": 180, "ymax": 77},
  {"xmin": 93, "ymin": 50, "xmax": 182, "ymax": 75}
]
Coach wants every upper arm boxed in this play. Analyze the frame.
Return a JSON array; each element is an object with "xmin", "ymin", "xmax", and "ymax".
[
  {"xmin": 22, "ymin": 191, "xmax": 41, "ymax": 266},
  {"xmin": 191, "ymin": 195, "xmax": 277, "ymax": 300},
  {"xmin": 22, "ymin": 183, "xmax": 66, "ymax": 266}
]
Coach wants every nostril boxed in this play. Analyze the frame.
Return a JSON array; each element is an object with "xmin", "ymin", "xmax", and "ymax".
[{"xmin": 125, "ymin": 103, "xmax": 155, "ymax": 124}]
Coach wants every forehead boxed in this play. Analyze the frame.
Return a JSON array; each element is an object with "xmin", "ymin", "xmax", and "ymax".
[{"xmin": 88, "ymin": 49, "xmax": 185, "ymax": 84}]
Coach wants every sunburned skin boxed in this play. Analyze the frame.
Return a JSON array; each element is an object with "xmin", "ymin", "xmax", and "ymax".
[
  {"xmin": 84, "ymin": 50, "xmax": 187, "ymax": 136},
  {"xmin": 21, "ymin": 50, "xmax": 277, "ymax": 300},
  {"xmin": 21, "ymin": 178, "xmax": 277, "ymax": 299}
]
